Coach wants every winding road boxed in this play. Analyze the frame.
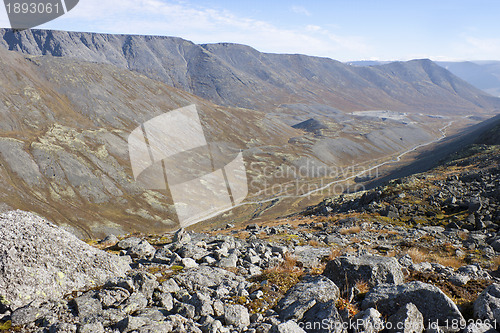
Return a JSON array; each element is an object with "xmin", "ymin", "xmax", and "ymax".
[{"xmin": 189, "ymin": 120, "xmax": 454, "ymax": 226}]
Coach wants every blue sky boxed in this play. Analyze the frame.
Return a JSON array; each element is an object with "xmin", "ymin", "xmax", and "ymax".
[{"xmin": 1, "ymin": 0, "xmax": 499, "ymax": 61}]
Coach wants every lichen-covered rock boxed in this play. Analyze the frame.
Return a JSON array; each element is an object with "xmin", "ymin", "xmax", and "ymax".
[
  {"xmin": 322, "ymin": 254, "xmax": 404, "ymax": 293},
  {"xmin": 474, "ymin": 283, "xmax": 500, "ymax": 320},
  {"xmin": 276, "ymin": 275, "xmax": 340, "ymax": 320},
  {"xmin": 174, "ymin": 265, "xmax": 245, "ymax": 293},
  {"xmin": 0, "ymin": 210, "xmax": 130, "ymax": 311},
  {"xmin": 224, "ymin": 304, "xmax": 250, "ymax": 329},
  {"xmin": 362, "ymin": 281, "xmax": 464, "ymax": 329}
]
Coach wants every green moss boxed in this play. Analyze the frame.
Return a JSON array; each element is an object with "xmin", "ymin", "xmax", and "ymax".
[
  {"xmin": 171, "ymin": 265, "xmax": 184, "ymax": 271},
  {"xmin": 0, "ymin": 321, "xmax": 11, "ymax": 330}
]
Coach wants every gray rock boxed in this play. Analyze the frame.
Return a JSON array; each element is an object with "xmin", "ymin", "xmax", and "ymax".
[
  {"xmin": 224, "ymin": 304, "xmax": 250, "ymax": 328},
  {"xmin": 97, "ymin": 287, "xmax": 130, "ymax": 308},
  {"xmin": 491, "ymin": 239, "xmax": 500, "ymax": 252},
  {"xmin": 276, "ymin": 275, "xmax": 340, "ymax": 320},
  {"xmin": 178, "ymin": 243, "xmax": 210, "ymax": 260},
  {"xmin": 153, "ymin": 290, "xmax": 173, "ymax": 310},
  {"xmin": 175, "ymin": 302, "xmax": 196, "ymax": 319},
  {"xmin": 474, "ymin": 284, "xmax": 500, "ymax": 320},
  {"xmin": 117, "ymin": 237, "xmax": 142, "ymax": 250},
  {"xmin": 293, "ymin": 246, "xmax": 331, "ymax": 268},
  {"xmin": 0, "ymin": 210, "xmax": 130, "ymax": 311},
  {"xmin": 10, "ymin": 301, "xmax": 52, "ymax": 326},
  {"xmin": 362, "ymin": 281, "xmax": 464, "ymax": 328},
  {"xmin": 387, "ymin": 303, "xmax": 424, "ymax": 333},
  {"xmin": 78, "ymin": 321, "xmax": 104, "ymax": 333},
  {"xmin": 120, "ymin": 292, "xmax": 148, "ymax": 315},
  {"xmin": 301, "ymin": 300, "xmax": 345, "ymax": 333},
  {"xmin": 158, "ymin": 279, "xmax": 180, "ymax": 294},
  {"xmin": 136, "ymin": 322, "xmax": 174, "ymax": 333},
  {"xmin": 128, "ymin": 240, "xmax": 156, "ymax": 259},
  {"xmin": 117, "ymin": 315, "xmax": 150, "ymax": 332},
  {"xmin": 98, "ymin": 234, "xmax": 119, "ymax": 247},
  {"xmin": 182, "ymin": 258, "xmax": 199, "ymax": 268},
  {"xmin": 174, "ymin": 266, "xmax": 244, "ymax": 293},
  {"xmin": 322, "ymin": 254, "xmax": 404, "ymax": 293},
  {"xmin": 189, "ymin": 292, "xmax": 214, "ymax": 317},
  {"xmin": 173, "ymin": 228, "xmax": 191, "ymax": 245},
  {"xmin": 218, "ymin": 252, "xmax": 239, "ymax": 268},
  {"xmin": 353, "ymin": 308, "xmax": 384, "ymax": 333},
  {"xmin": 73, "ymin": 294, "xmax": 103, "ymax": 321}
]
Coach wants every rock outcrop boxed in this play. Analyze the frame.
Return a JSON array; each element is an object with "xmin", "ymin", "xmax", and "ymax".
[
  {"xmin": 322, "ymin": 254, "xmax": 404, "ymax": 293},
  {"xmin": 362, "ymin": 281, "xmax": 464, "ymax": 327},
  {"xmin": 0, "ymin": 210, "xmax": 130, "ymax": 311}
]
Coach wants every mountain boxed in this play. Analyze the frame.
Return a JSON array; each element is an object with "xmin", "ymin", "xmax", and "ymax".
[
  {"xmin": 350, "ymin": 59, "xmax": 500, "ymax": 98},
  {"xmin": 0, "ymin": 45, "xmax": 453, "ymax": 237},
  {"xmin": 1, "ymin": 29, "xmax": 500, "ymax": 237},
  {"xmin": 436, "ymin": 61, "xmax": 500, "ymax": 97},
  {"xmin": 1, "ymin": 29, "xmax": 500, "ymax": 115},
  {"xmin": 0, "ymin": 46, "xmax": 304, "ymax": 237}
]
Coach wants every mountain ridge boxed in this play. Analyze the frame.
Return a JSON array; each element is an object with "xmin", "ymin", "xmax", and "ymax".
[{"xmin": 2, "ymin": 28, "xmax": 499, "ymax": 115}]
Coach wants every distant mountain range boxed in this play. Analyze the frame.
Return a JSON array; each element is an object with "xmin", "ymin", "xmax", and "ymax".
[
  {"xmin": 0, "ymin": 29, "xmax": 499, "ymax": 236},
  {"xmin": 1, "ymin": 29, "xmax": 500, "ymax": 115},
  {"xmin": 349, "ymin": 60, "xmax": 500, "ymax": 98}
]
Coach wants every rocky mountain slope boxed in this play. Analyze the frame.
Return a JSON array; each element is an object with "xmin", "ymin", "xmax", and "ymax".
[
  {"xmin": 437, "ymin": 61, "xmax": 500, "ymax": 97},
  {"xmin": 0, "ymin": 42, "xmax": 472, "ymax": 237},
  {"xmin": 1, "ymin": 29, "xmax": 499, "ymax": 237},
  {"xmin": 0, "ymin": 133, "xmax": 499, "ymax": 332},
  {"xmin": 350, "ymin": 60, "xmax": 500, "ymax": 99},
  {"xmin": 1, "ymin": 29, "xmax": 500, "ymax": 114}
]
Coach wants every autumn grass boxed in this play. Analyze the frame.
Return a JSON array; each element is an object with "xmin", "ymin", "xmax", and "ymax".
[
  {"xmin": 406, "ymin": 246, "xmax": 465, "ymax": 269},
  {"xmin": 355, "ymin": 280, "xmax": 370, "ymax": 294},
  {"xmin": 339, "ymin": 226, "xmax": 361, "ymax": 235}
]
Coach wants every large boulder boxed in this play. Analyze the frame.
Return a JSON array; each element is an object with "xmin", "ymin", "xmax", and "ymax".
[
  {"xmin": 174, "ymin": 265, "xmax": 245, "ymax": 293},
  {"xmin": 0, "ymin": 210, "xmax": 130, "ymax": 311},
  {"xmin": 322, "ymin": 254, "xmax": 404, "ymax": 293},
  {"xmin": 362, "ymin": 281, "xmax": 464, "ymax": 329},
  {"xmin": 474, "ymin": 283, "xmax": 500, "ymax": 320},
  {"xmin": 275, "ymin": 275, "xmax": 340, "ymax": 320}
]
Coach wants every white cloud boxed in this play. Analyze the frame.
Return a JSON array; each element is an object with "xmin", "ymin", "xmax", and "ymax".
[
  {"xmin": 448, "ymin": 36, "xmax": 500, "ymax": 60},
  {"xmin": 290, "ymin": 5, "xmax": 311, "ymax": 16}
]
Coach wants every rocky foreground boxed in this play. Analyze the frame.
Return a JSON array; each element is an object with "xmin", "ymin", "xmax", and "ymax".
[
  {"xmin": 0, "ymin": 145, "xmax": 499, "ymax": 333},
  {"xmin": 1, "ymin": 206, "xmax": 500, "ymax": 333}
]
